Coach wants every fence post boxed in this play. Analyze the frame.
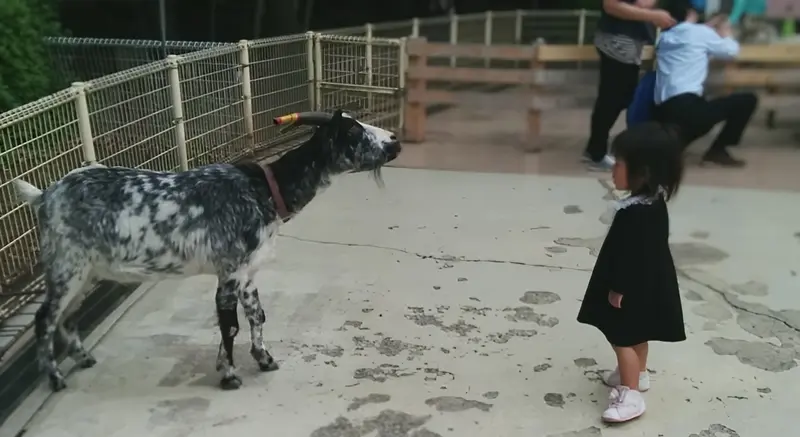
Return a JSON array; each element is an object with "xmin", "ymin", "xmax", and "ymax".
[
  {"xmin": 166, "ymin": 55, "xmax": 189, "ymax": 171},
  {"xmin": 578, "ymin": 9, "xmax": 587, "ymax": 45},
  {"xmin": 306, "ymin": 31, "xmax": 316, "ymax": 110},
  {"xmin": 398, "ymin": 37, "xmax": 407, "ymax": 134},
  {"xmin": 365, "ymin": 23, "xmax": 374, "ymax": 114},
  {"xmin": 238, "ymin": 40, "xmax": 255, "ymax": 150},
  {"xmin": 71, "ymin": 82, "xmax": 97, "ymax": 164},
  {"xmin": 314, "ymin": 32, "xmax": 323, "ymax": 110},
  {"xmin": 411, "ymin": 17, "xmax": 420, "ymax": 38},
  {"xmin": 404, "ymin": 37, "xmax": 428, "ymax": 143},
  {"xmin": 514, "ymin": 9, "xmax": 523, "ymax": 69},
  {"xmin": 484, "ymin": 10, "xmax": 493, "ymax": 68},
  {"xmin": 527, "ymin": 42, "xmax": 543, "ymax": 150},
  {"xmin": 449, "ymin": 12, "xmax": 459, "ymax": 67}
]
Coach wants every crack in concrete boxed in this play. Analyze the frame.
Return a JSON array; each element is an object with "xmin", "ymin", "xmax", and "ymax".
[
  {"xmin": 280, "ymin": 234, "xmax": 591, "ymax": 272},
  {"xmin": 679, "ymin": 271, "xmax": 800, "ymax": 334}
]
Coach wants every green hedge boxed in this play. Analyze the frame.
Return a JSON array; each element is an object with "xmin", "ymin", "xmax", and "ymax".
[{"xmin": 0, "ymin": 0, "xmax": 61, "ymax": 114}]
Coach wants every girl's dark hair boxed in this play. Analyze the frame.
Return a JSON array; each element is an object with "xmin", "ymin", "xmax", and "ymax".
[{"xmin": 611, "ymin": 122, "xmax": 685, "ymax": 201}]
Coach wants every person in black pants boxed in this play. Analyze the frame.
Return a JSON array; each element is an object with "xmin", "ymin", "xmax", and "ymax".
[
  {"xmin": 654, "ymin": 1, "xmax": 757, "ymax": 167},
  {"xmin": 585, "ymin": 0, "xmax": 676, "ymax": 171}
]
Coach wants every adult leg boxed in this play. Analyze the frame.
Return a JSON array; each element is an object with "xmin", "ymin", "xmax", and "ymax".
[
  {"xmin": 656, "ymin": 93, "xmax": 717, "ymax": 151},
  {"xmin": 585, "ymin": 51, "xmax": 641, "ymax": 166},
  {"xmin": 701, "ymin": 92, "xmax": 758, "ymax": 167}
]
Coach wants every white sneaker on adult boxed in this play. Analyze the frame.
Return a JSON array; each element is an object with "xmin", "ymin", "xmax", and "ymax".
[
  {"xmin": 602, "ymin": 386, "xmax": 646, "ymax": 423},
  {"xmin": 604, "ymin": 368, "xmax": 650, "ymax": 392},
  {"xmin": 586, "ymin": 154, "xmax": 616, "ymax": 172}
]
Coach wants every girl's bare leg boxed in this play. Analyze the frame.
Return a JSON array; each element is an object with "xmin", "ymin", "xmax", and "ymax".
[
  {"xmin": 613, "ymin": 346, "xmax": 641, "ymax": 390},
  {"xmin": 632, "ymin": 342, "xmax": 648, "ymax": 372}
]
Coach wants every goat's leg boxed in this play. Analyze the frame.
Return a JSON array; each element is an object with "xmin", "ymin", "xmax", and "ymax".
[
  {"xmin": 237, "ymin": 276, "xmax": 278, "ymax": 372},
  {"xmin": 38, "ymin": 265, "xmax": 91, "ymax": 392},
  {"xmin": 57, "ymin": 280, "xmax": 97, "ymax": 369},
  {"xmin": 215, "ymin": 278, "xmax": 242, "ymax": 390}
]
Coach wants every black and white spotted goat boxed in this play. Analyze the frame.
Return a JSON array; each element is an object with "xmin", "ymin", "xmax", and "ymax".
[{"xmin": 13, "ymin": 110, "xmax": 401, "ymax": 391}]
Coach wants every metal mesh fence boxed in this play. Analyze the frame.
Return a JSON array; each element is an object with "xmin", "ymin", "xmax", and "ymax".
[{"xmin": 0, "ymin": 10, "xmax": 592, "ymax": 351}]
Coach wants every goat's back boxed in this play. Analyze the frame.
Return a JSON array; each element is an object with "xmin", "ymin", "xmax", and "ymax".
[{"xmin": 35, "ymin": 164, "xmax": 277, "ymax": 280}]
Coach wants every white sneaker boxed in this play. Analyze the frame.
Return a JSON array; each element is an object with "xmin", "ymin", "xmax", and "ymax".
[
  {"xmin": 604, "ymin": 368, "xmax": 650, "ymax": 392},
  {"xmin": 602, "ymin": 386, "xmax": 646, "ymax": 423},
  {"xmin": 586, "ymin": 154, "xmax": 616, "ymax": 172}
]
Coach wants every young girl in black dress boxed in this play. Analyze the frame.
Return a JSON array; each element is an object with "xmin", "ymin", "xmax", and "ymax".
[{"xmin": 577, "ymin": 122, "xmax": 686, "ymax": 423}]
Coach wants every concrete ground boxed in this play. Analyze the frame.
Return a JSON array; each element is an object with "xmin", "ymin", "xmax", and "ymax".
[{"xmin": 12, "ymin": 165, "xmax": 800, "ymax": 437}]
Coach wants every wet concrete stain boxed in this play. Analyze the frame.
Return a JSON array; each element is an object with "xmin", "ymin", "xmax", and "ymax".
[
  {"xmin": 424, "ymin": 396, "xmax": 492, "ymax": 412},
  {"xmin": 488, "ymin": 329, "xmax": 538, "ymax": 343},
  {"xmin": 545, "ymin": 246, "xmax": 568, "ymax": 254},
  {"xmin": 534, "ymin": 363, "xmax": 552, "ymax": 372},
  {"xmin": 690, "ymin": 230, "xmax": 710, "ymax": 240},
  {"xmin": 544, "ymin": 393, "xmax": 565, "ymax": 408},
  {"xmin": 688, "ymin": 424, "xmax": 740, "ymax": 437},
  {"xmin": 563, "ymin": 205, "xmax": 583, "ymax": 214},
  {"xmin": 406, "ymin": 307, "xmax": 478, "ymax": 336},
  {"xmin": 573, "ymin": 358, "xmax": 598, "ymax": 368},
  {"xmin": 554, "ymin": 237, "xmax": 604, "ymax": 257},
  {"xmin": 353, "ymin": 336, "xmax": 429, "ymax": 360},
  {"xmin": 598, "ymin": 208, "xmax": 615, "ymax": 225},
  {"xmin": 670, "ymin": 242, "xmax": 729, "ymax": 266},
  {"xmin": 504, "ymin": 306, "xmax": 560, "ymax": 327},
  {"xmin": 731, "ymin": 280, "xmax": 769, "ymax": 297},
  {"xmin": 354, "ymin": 364, "xmax": 416, "ymax": 382},
  {"xmin": 519, "ymin": 291, "xmax": 561, "ymax": 305},
  {"xmin": 684, "ymin": 290, "xmax": 704, "ymax": 301},
  {"xmin": 705, "ymin": 338, "xmax": 797, "ymax": 372},
  {"xmin": 482, "ymin": 391, "xmax": 499, "ymax": 399},
  {"xmin": 303, "ymin": 354, "xmax": 318, "ymax": 363},
  {"xmin": 555, "ymin": 238, "xmax": 729, "ymax": 267},
  {"xmin": 547, "ymin": 427, "xmax": 602, "ymax": 437},
  {"xmin": 337, "ymin": 320, "xmax": 370, "ymax": 331},
  {"xmin": 691, "ymin": 302, "xmax": 733, "ymax": 323},
  {"xmin": 423, "ymin": 367, "xmax": 455, "ymax": 381},
  {"xmin": 683, "ymin": 270, "xmax": 800, "ymax": 372},
  {"xmin": 348, "ymin": 393, "xmax": 391, "ymax": 411},
  {"xmin": 314, "ymin": 345, "xmax": 345, "ymax": 357},
  {"xmin": 461, "ymin": 305, "xmax": 492, "ymax": 316},
  {"xmin": 310, "ymin": 409, "xmax": 437, "ymax": 437},
  {"xmin": 148, "ymin": 397, "xmax": 210, "ymax": 426}
]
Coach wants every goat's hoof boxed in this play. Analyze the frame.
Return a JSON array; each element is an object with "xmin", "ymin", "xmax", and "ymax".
[
  {"xmin": 220, "ymin": 375, "xmax": 242, "ymax": 390},
  {"xmin": 49, "ymin": 375, "xmax": 67, "ymax": 392},
  {"xmin": 79, "ymin": 355, "xmax": 98, "ymax": 369},
  {"xmin": 258, "ymin": 360, "xmax": 279, "ymax": 372}
]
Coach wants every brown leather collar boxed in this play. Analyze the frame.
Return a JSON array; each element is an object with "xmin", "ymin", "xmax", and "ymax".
[{"xmin": 262, "ymin": 165, "xmax": 290, "ymax": 220}]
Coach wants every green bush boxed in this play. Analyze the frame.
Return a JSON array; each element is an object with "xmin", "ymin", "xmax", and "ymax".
[{"xmin": 0, "ymin": 0, "xmax": 61, "ymax": 114}]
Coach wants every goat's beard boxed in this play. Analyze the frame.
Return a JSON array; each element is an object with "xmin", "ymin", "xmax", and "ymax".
[{"xmin": 369, "ymin": 166, "xmax": 385, "ymax": 188}]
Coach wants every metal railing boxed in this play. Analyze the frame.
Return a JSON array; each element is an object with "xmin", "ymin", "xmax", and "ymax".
[{"xmin": 0, "ymin": 9, "xmax": 594, "ymax": 346}]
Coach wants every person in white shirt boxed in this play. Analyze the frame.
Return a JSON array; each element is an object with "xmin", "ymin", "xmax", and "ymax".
[{"xmin": 655, "ymin": 0, "xmax": 758, "ymax": 167}]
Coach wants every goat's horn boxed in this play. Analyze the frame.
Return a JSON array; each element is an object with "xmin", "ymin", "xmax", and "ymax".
[{"xmin": 273, "ymin": 112, "xmax": 334, "ymax": 126}]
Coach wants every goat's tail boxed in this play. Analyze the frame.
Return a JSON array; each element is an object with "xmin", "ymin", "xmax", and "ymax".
[{"xmin": 12, "ymin": 179, "xmax": 44, "ymax": 206}]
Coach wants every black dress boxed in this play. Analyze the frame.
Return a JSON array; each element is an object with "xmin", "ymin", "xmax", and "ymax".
[{"xmin": 577, "ymin": 193, "xmax": 686, "ymax": 347}]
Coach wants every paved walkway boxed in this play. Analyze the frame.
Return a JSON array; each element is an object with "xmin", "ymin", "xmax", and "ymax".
[{"xmin": 14, "ymin": 167, "xmax": 800, "ymax": 437}]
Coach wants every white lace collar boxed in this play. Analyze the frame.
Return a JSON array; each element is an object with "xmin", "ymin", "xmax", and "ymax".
[{"xmin": 613, "ymin": 187, "xmax": 666, "ymax": 211}]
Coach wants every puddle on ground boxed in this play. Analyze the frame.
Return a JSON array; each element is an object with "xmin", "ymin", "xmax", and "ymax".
[
  {"xmin": 573, "ymin": 358, "xmax": 597, "ymax": 368},
  {"xmin": 689, "ymin": 424, "xmax": 740, "ymax": 437},
  {"xmin": 563, "ymin": 205, "xmax": 583, "ymax": 214},
  {"xmin": 353, "ymin": 364, "xmax": 416, "ymax": 382},
  {"xmin": 547, "ymin": 427, "xmax": 602, "ymax": 437},
  {"xmin": 353, "ymin": 336, "xmax": 429, "ymax": 360},
  {"xmin": 488, "ymin": 329, "xmax": 537, "ymax": 344},
  {"xmin": 705, "ymin": 338, "xmax": 797, "ymax": 372},
  {"xmin": 543, "ymin": 393, "xmax": 564, "ymax": 408}
]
